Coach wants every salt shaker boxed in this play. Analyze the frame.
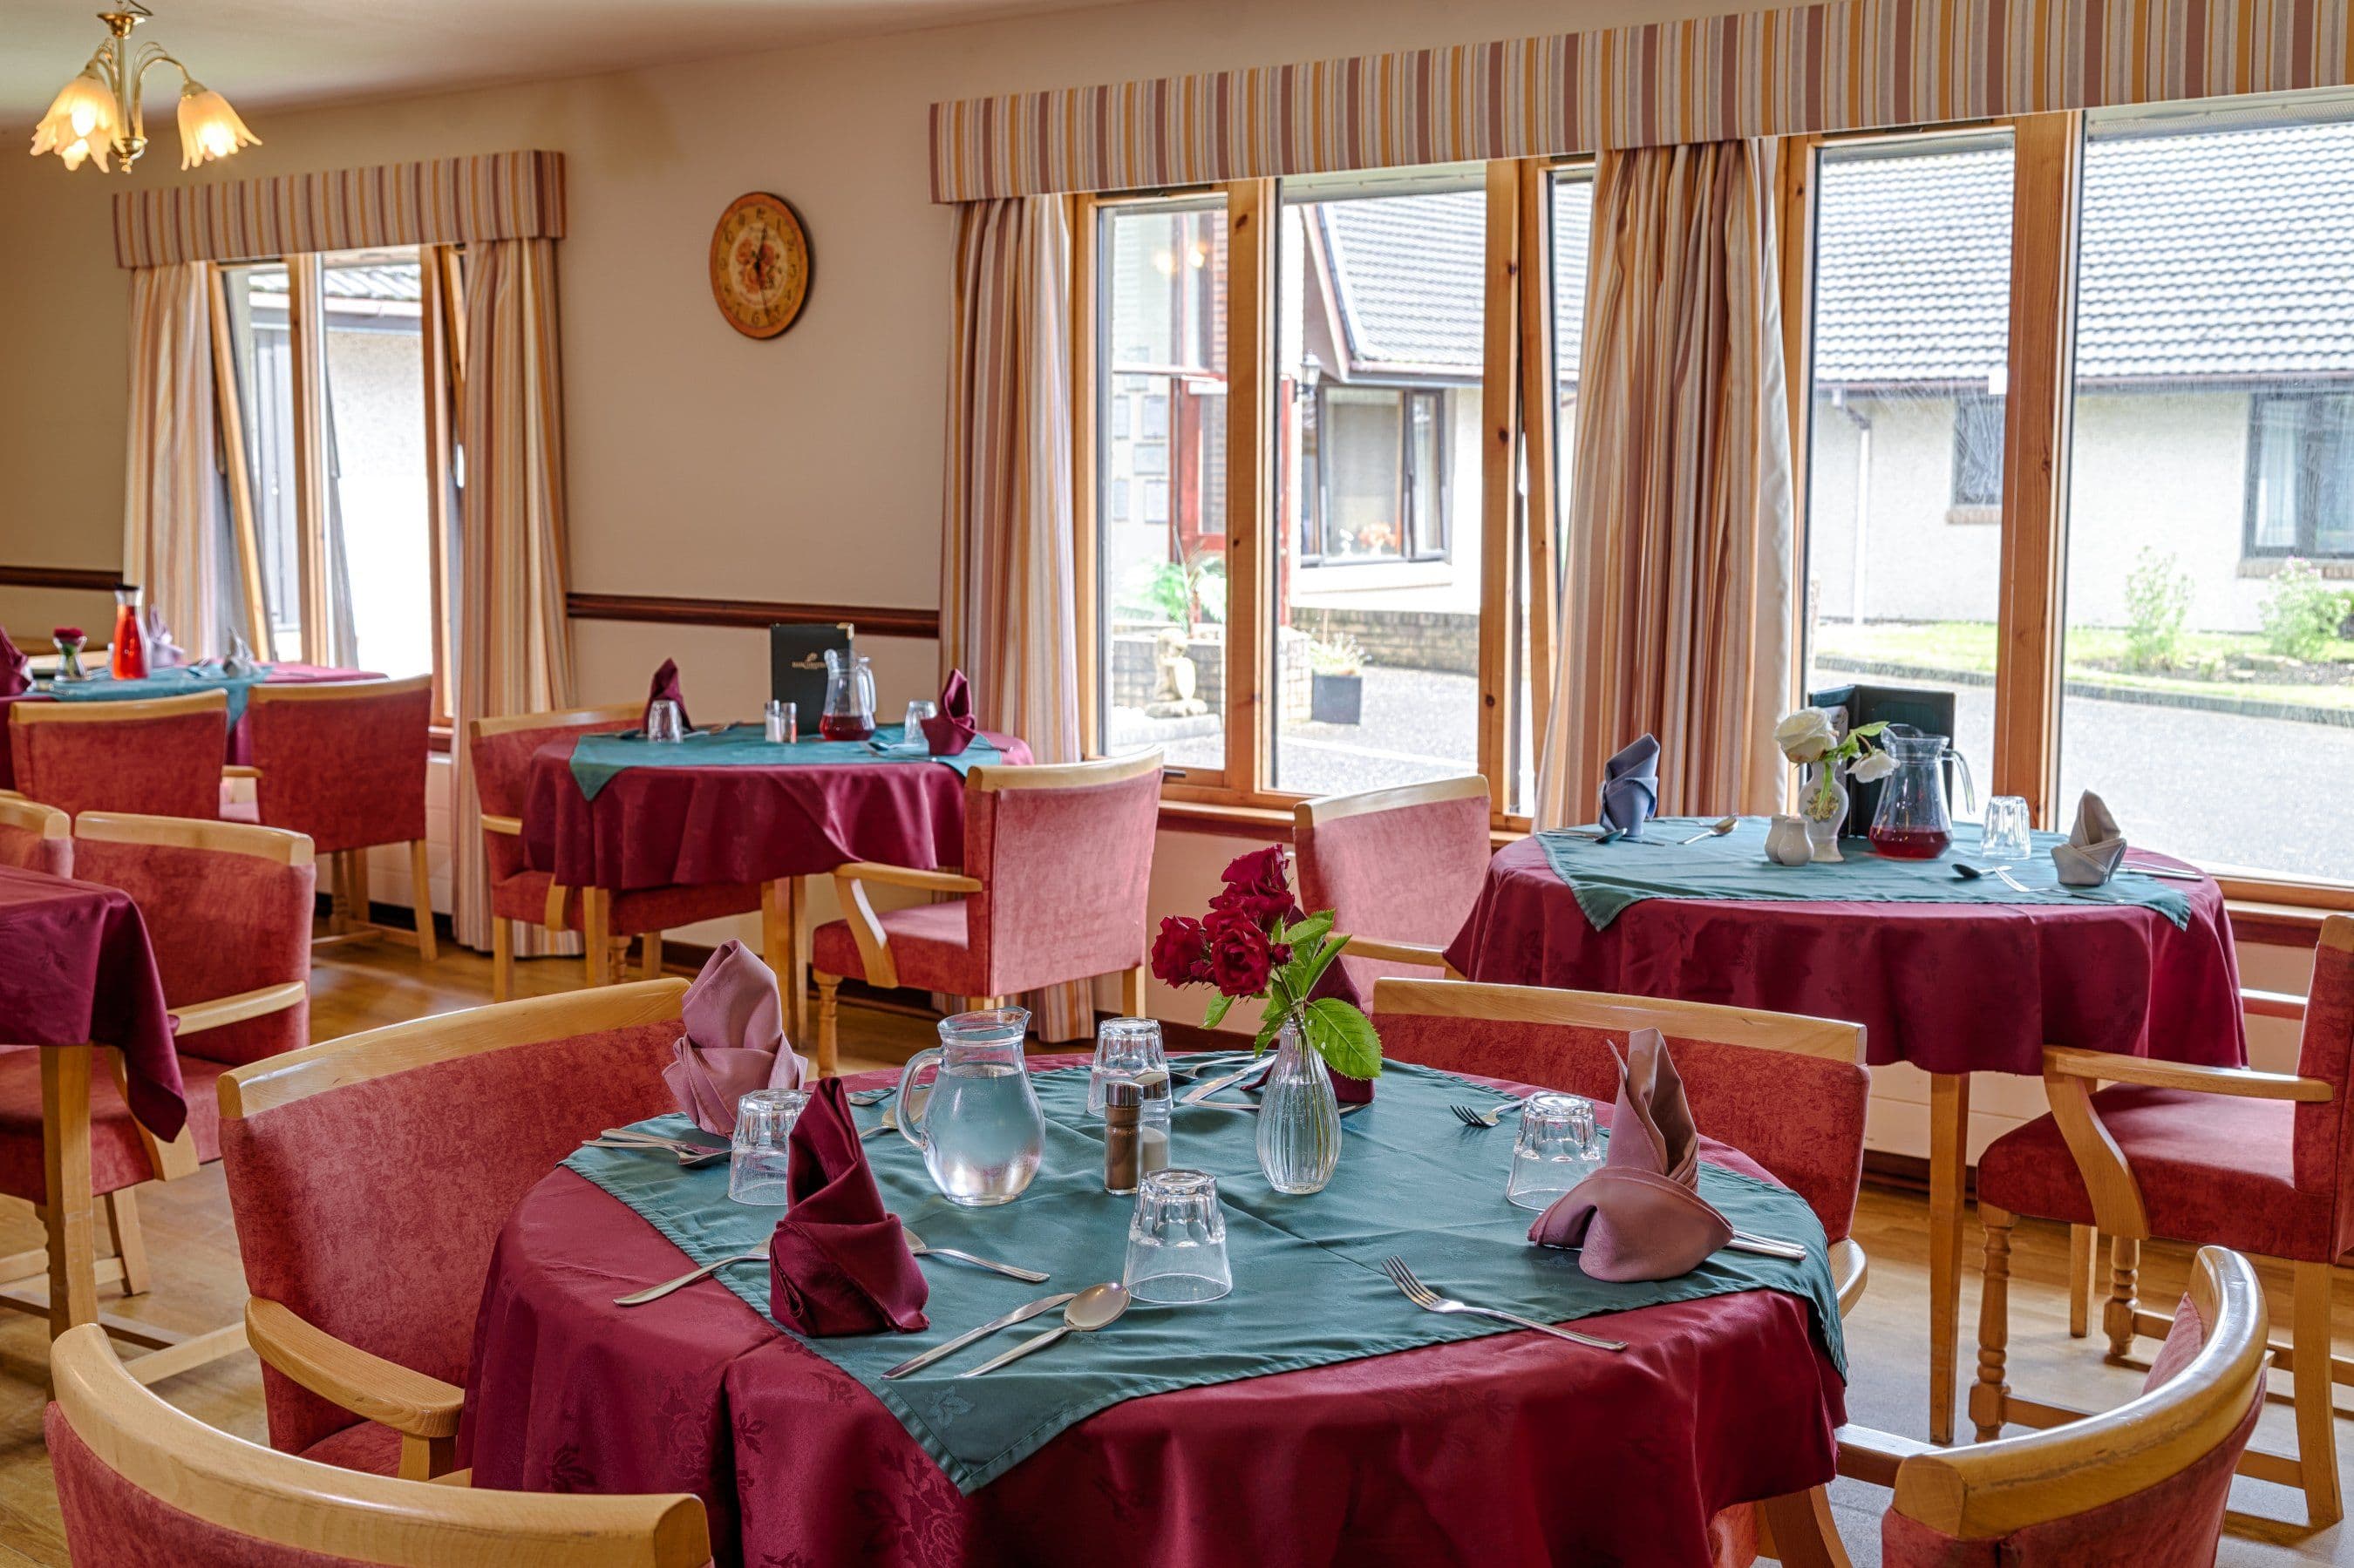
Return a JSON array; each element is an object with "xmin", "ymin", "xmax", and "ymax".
[
  {"xmin": 1137, "ymin": 1068, "xmax": 1171, "ymax": 1179},
  {"xmin": 1104, "ymin": 1080, "xmax": 1142, "ymax": 1193}
]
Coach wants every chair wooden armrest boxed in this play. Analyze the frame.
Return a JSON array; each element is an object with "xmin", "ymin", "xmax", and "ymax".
[
  {"xmin": 1829, "ymin": 1238, "xmax": 1868, "ymax": 1318},
  {"xmin": 221, "ymin": 764, "xmax": 262, "ymax": 781},
  {"xmin": 2042, "ymin": 1047, "xmax": 2330, "ymax": 1102},
  {"xmin": 2243, "ymin": 988, "xmax": 2308, "ymax": 1023},
  {"xmin": 0, "ymin": 789, "xmax": 25, "ymax": 802},
  {"xmin": 1835, "ymin": 1423, "xmax": 1941, "ymax": 1489},
  {"xmin": 833, "ymin": 861, "xmax": 984, "ymax": 895},
  {"xmin": 245, "ymin": 1299, "xmax": 464, "ymax": 1479},
  {"xmin": 479, "ymin": 813, "xmax": 524, "ymax": 838},
  {"xmin": 828, "ymin": 863, "xmax": 984, "ymax": 994},
  {"xmin": 173, "ymin": 981, "xmax": 308, "ymax": 1039},
  {"xmin": 1339, "ymin": 935, "xmax": 1453, "ymax": 971}
]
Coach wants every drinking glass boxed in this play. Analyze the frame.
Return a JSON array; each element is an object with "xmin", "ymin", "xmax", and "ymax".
[
  {"xmin": 1505, "ymin": 1093, "xmax": 1601, "ymax": 1211},
  {"xmin": 1123, "ymin": 1168, "xmax": 1232, "ymax": 1303},
  {"xmin": 1089, "ymin": 1016, "xmax": 1167, "ymax": 1114},
  {"xmin": 903, "ymin": 698, "xmax": 938, "ymax": 742},
  {"xmin": 646, "ymin": 698, "xmax": 685, "ymax": 744},
  {"xmin": 1982, "ymin": 796, "xmax": 2033, "ymax": 860},
  {"xmin": 729, "ymin": 1088, "xmax": 807, "ymax": 1205},
  {"xmin": 765, "ymin": 699, "xmax": 796, "ymax": 744}
]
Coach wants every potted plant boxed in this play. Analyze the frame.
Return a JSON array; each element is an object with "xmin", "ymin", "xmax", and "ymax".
[{"xmin": 1308, "ymin": 631, "xmax": 1366, "ymax": 724}]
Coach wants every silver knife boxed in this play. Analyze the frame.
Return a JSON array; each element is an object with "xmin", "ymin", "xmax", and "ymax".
[
  {"xmin": 1181, "ymin": 1060, "xmax": 1264, "ymax": 1105},
  {"xmin": 882, "ymin": 1292, "xmax": 1077, "ymax": 1380},
  {"xmin": 1725, "ymin": 1232, "xmax": 1808, "ymax": 1261}
]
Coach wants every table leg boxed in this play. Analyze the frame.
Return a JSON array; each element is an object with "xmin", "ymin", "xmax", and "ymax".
[
  {"xmin": 1928, "ymin": 1070, "xmax": 1970, "ymax": 1445},
  {"xmin": 1758, "ymin": 1486, "xmax": 1850, "ymax": 1568},
  {"xmin": 764, "ymin": 879, "xmax": 809, "ymax": 1049},
  {"xmin": 41, "ymin": 1045, "xmax": 98, "ymax": 1354},
  {"xmin": 790, "ymin": 877, "xmax": 810, "ymax": 1049}
]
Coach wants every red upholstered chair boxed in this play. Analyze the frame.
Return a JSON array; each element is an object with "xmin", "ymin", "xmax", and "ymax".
[
  {"xmin": 0, "ymin": 794, "xmax": 70, "ymax": 874},
  {"xmin": 1293, "ymin": 776, "xmax": 1491, "ymax": 998},
  {"xmin": 0, "ymin": 811, "xmax": 312, "ymax": 1375},
  {"xmin": 239, "ymin": 675, "xmax": 438, "ymax": 961},
  {"xmin": 1759, "ymin": 1246, "xmax": 2268, "ymax": 1568},
  {"xmin": 469, "ymin": 705, "xmax": 765, "ymax": 1001},
  {"xmin": 217, "ymin": 981, "xmax": 686, "ymax": 1478},
  {"xmin": 46, "ymin": 1324, "xmax": 711, "ymax": 1568},
  {"xmin": 810, "ymin": 751, "xmax": 1164, "ymax": 1078},
  {"xmin": 1371, "ymin": 976, "xmax": 1872, "ymax": 1314},
  {"xmin": 7, "ymin": 689, "xmax": 228, "ymax": 820},
  {"xmin": 1966, "ymin": 913, "xmax": 2354, "ymax": 1529}
]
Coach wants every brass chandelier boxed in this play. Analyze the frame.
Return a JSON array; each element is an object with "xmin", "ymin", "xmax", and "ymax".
[{"xmin": 30, "ymin": 2, "xmax": 258, "ymax": 174}]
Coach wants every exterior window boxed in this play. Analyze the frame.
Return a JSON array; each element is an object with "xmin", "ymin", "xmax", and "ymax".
[
  {"xmin": 1950, "ymin": 391, "xmax": 2006, "ymax": 509},
  {"xmin": 1310, "ymin": 385, "xmax": 1451, "ymax": 562},
  {"xmin": 2245, "ymin": 393, "xmax": 2354, "ymax": 559}
]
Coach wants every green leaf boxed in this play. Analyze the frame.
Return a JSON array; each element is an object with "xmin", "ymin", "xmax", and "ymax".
[
  {"xmin": 1254, "ymin": 1009, "xmax": 1287, "ymax": 1051},
  {"xmin": 1290, "ymin": 933, "xmax": 1350, "ymax": 997},
  {"xmin": 1202, "ymin": 993, "xmax": 1235, "ymax": 1029},
  {"xmin": 1279, "ymin": 911, "xmax": 1335, "ymax": 950},
  {"xmin": 1301, "ymin": 998, "xmax": 1382, "ymax": 1079},
  {"xmin": 1850, "ymin": 720, "xmax": 1891, "ymax": 737}
]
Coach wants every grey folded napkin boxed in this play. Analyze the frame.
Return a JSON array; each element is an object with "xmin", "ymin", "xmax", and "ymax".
[
  {"xmin": 1598, "ymin": 733, "xmax": 1660, "ymax": 838},
  {"xmin": 2052, "ymin": 790, "xmax": 2127, "ymax": 887}
]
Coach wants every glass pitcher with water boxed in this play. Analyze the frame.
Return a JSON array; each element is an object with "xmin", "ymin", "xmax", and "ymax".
[
  {"xmin": 1868, "ymin": 724, "xmax": 1976, "ymax": 860},
  {"xmin": 820, "ymin": 647, "xmax": 877, "ymax": 742},
  {"xmin": 898, "ymin": 1008, "xmax": 1045, "ymax": 1206}
]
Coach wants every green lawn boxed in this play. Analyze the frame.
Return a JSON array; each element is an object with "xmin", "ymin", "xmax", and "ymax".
[{"xmin": 1812, "ymin": 620, "xmax": 2354, "ymax": 713}]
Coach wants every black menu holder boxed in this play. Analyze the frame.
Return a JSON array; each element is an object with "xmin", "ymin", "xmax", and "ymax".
[
  {"xmin": 771, "ymin": 622, "xmax": 854, "ymax": 724},
  {"xmin": 1806, "ymin": 682, "xmax": 1958, "ymax": 833}
]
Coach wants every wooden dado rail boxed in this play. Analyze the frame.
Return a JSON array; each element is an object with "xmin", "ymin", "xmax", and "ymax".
[
  {"xmin": 566, "ymin": 592, "xmax": 940, "ymax": 640},
  {"xmin": 0, "ymin": 566, "xmax": 121, "ymax": 593}
]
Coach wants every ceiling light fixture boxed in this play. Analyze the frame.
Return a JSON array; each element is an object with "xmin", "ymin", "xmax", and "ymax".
[{"xmin": 30, "ymin": 2, "xmax": 257, "ymax": 174}]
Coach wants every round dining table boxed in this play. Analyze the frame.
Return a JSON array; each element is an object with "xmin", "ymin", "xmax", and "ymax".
[
  {"xmin": 1444, "ymin": 825, "xmax": 2246, "ymax": 1443},
  {"xmin": 460, "ymin": 1061, "xmax": 1847, "ymax": 1567}
]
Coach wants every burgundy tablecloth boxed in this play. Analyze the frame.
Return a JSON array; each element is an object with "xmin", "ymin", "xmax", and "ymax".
[
  {"xmin": 522, "ymin": 733, "xmax": 1034, "ymax": 891},
  {"xmin": 0, "ymin": 663, "xmax": 371, "ymax": 791},
  {"xmin": 0, "ymin": 866, "xmax": 183, "ymax": 1139},
  {"xmin": 461, "ymin": 1063, "xmax": 1843, "ymax": 1568},
  {"xmin": 1445, "ymin": 837, "xmax": 2246, "ymax": 1076}
]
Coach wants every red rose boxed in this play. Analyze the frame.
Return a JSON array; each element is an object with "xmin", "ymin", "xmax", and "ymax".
[
  {"xmin": 1211, "ymin": 845, "xmax": 1300, "ymax": 929},
  {"xmin": 1150, "ymin": 916, "xmax": 1211, "ymax": 988},
  {"xmin": 1204, "ymin": 909, "xmax": 1289, "ymax": 998},
  {"xmin": 53, "ymin": 627, "xmax": 84, "ymax": 644}
]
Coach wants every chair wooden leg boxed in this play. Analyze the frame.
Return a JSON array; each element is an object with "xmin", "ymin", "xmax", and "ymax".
[
  {"xmin": 408, "ymin": 839, "xmax": 437, "ymax": 963},
  {"xmin": 583, "ymin": 888, "xmax": 612, "ymax": 988},
  {"xmin": 813, "ymin": 973, "xmax": 840, "ymax": 1080},
  {"xmin": 2067, "ymin": 1225, "xmax": 2095, "ymax": 1338},
  {"xmin": 1970, "ymin": 1205, "xmax": 2013, "ymax": 1442},
  {"xmin": 2294, "ymin": 1260, "xmax": 2344, "ymax": 1528},
  {"xmin": 641, "ymin": 931, "xmax": 664, "ymax": 979},
  {"xmin": 42, "ymin": 1044, "xmax": 97, "ymax": 1352},
  {"xmin": 349, "ymin": 849, "xmax": 372, "ymax": 930},
  {"xmin": 2104, "ymin": 1236, "xmax": 2140, "ymax": 1361},
  {"xmin": 1118, "ymin": 965, "xmax": 1146, "ymax": 1017},
  {"xmin": 491, "ymin": 917, "xmax": 514, "ymax": 1002},
  {"xmin": 102, "ymin": 1187, "xmax": 149, "ymax": 1298},
  {"xmin": 1758, "ymin": 1486, "xmax": 1851, "ymax": 1568}
]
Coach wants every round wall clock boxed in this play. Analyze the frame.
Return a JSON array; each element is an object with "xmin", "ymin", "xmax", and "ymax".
[{"xmin": 710, "ymin": 192, "xmax": 811, "ymax": 339}]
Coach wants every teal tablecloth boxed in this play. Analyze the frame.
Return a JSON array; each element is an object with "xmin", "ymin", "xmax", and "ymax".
[
  {"xmin": 1536, "ymin": 818, "xmax": 2194, "ymax": 931},
  {"xmin": 565, "ymin": 1059, "xmax": 1842, "ymax": 1494},
  {"xmin": 567, "ymin": 723, "xmax": 1004, "ymax": 801},
  {"xmin": 44, "ymin": 665, "xmax": 276, "ymax": 727}
]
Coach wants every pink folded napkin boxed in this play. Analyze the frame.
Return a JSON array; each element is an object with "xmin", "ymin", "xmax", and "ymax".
[
  {"xmin": 770, "ymin": 1078, "xmax": 929, "ymax": 1336},
  {"xmin": 643, "ymin": 659, "xmax": 691, "ymax": 731},
  {"xmin": 1528, "ymin": 1028, "xmax": 1732, "ymax": 1281},
  {"xmin": 921, "ymin": 668, "xmax": 977, "ymax": 757},
  {"xmin": 662, "ymin": 940, "xmax": 808, "ymax": 1136},
  {"xmin": 0, "ymin": 628, "xmax": 27, "ymax": 697}
]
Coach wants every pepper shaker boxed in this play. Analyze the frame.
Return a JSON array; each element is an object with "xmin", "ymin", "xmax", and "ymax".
[{"xmin": 1104, "ymin": 1080, "xmax": 1142, "ymax": 1193}]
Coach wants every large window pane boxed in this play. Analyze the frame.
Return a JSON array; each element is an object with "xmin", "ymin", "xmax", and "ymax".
[
  {"xmin": 1800, "ymin": 133, "xmax": 2017, "ymax": 821},
  {"xmin": 1527, "ymin": 167, "xmax": 1595, "ymax": 813},
  {"xmin": 221, "ymin": 262, "xmax": 297, "ymax": 656},
  {"xmin": 1271, "ymin": 166, "xmax": 1485, "ymax": 796},
  {"xmin": 1094, "ymin": 199, "xmax": 1228, "ymax": 770},
  {"xmin": 2058, "ymin": 106, "xmax": 2354, "ymax": 879},
  {"xmin": 320, "ymin": 248, "xmax": 433, "ymax": 679}
]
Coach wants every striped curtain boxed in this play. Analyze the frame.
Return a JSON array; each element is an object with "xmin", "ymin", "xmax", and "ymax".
[
  {"xmin": 452, "ymin": 237, "xmax": 578, "ymax": 954},
  {"xmin": 123, "ymin": 261, "xmax": 237, "ymax": 657},
  {"xmin": 1534, "ymin": 139, "xmax": 1795, "ymax": 828},
  {"xmin": 938, "ymin": 197, "xmax": 1092, "ymax": 1042}
]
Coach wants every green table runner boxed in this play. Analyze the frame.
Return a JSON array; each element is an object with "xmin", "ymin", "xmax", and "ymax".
[
  {"xmin": 567, "ymin": 723, "xmax": 1004, "ymax": 801},
  {"xmin": 565, "ymin": 1060, "xmax": 1843, "ymax": 1494},
  {"xmin": 44, "ymin": 665, "xmax": 276, "ymax": 727},
  {"xmin": 1536, "ymin": 818, "xmax": 2194, "ymax": 932}
]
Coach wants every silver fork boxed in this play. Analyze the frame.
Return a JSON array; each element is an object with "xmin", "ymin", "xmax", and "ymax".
[
  {"xmin": 847, "ymin": 1088, "xmax": 895, "ymax": 1107},
  {"xmin": 860, "ymin": 1104, "xmax": 901, "ymax": 1142},
  {"xmin": 1378, "ymin": 1256, "xmax": 1625, "ymax": 1351},
  {"xmin": 902, "ymin": 1230, "xmax": 1050, "ymax": 1282},
  {"xmin": 1448, "ymin": 1101, "xmax": 1524, "ymax": 1128}
]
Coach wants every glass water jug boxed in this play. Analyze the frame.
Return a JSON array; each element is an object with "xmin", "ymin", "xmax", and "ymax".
[
  {"xmin": 819, "ymin": 647, "xmax": 877, "ymax": 742},
  {"xmin": 1867, "ymin": 724, "xmax": 1976, "ymax": 860},
  {"xmin": 897, "ymin": 1009, "xmax": 1045, "ymax": 1206}
]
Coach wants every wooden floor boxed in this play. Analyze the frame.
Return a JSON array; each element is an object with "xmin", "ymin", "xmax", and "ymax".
[{"xmin": 0, "ymin": 939, "xmax": 2348, "ymax": 1565}]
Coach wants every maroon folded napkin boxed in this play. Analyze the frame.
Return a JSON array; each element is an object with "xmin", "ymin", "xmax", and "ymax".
[
  {"xmin": 921, "ymin": 668, "xmax": 977, "ymax": 757},
  {"xmin": 643, "ymin": 659, "xmax": 691, "ymax": 731},
  {"xmin": 769, "ymin": 1079, "xmax": 929, "ymax": 1336},
  {"xmin": 0, "ymin": 628, "xmax": 26, "ymax": 697},
  {"xmin": 663, "ymin": 940, "xmax": 809, "ymax": 1136},
  {"xmin": 1528, "ymin": 1028, "xmax": 1731, "ymax": 1281}
]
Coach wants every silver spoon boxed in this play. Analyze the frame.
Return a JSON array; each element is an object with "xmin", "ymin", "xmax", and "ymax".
[
  {"xmin": 614, "ymin": 1242, "xmax": 769, "ymax": 1306},
  {"xmin": 1676, "ymin": 816, "xmax": 1740, "ymax": 845},
  {"xmin": 958, "ymin": 1282, "xmax": 1130, "ymax": 1378}
]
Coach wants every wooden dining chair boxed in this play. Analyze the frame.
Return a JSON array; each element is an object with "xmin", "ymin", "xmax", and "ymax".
[
  {"xmin": 7, "ymin": 689, "xmax": 229, "ymax": 820},
  {"xmin": 1762, "ymin": 1246, "xmax": 2268, "ymax": 1568},
  {"xmin": 468, "ymin": 704, "xmax": 765, "ymax": 999},
  {"xmin": 1293, "ymin": 775, "xmax": 1490, "ymax": 997},
  {"xmin": 236, "ymin": 675, "xmax": 437, "ymax": 961},
  {"xmin": 46, "ymin": 1324, "xmax": 711, "ymax": 1568},
  {"xmin": 0, "ymin": 811, "xmax": 312, "ymax": 1380},
  {"xmin": 1371, "ymin": 976, "xmax": 1872, "ymax": 1315},
  {"xmin": 216, "ymin": 981, "xmax": 686, "ymax": 1479},
  {"xmin": 1963, "ymin": 912, "xmax": 2354, "ymax": 1529},
  {"xmin": 0, "ymin": 794, "xmax": 69, "ymax": 874},
  {"xmin": 809, "ymin": 751, "xmax": 1164, "ymax": 1078}
]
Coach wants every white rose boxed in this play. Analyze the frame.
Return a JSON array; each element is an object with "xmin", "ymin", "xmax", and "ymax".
[
  {"xmin": 1847, "ymin": 746, "xmax": 1897, "ymax": 783},
  {"xmin": 1775, "ymin": 709, "xmax": 1837, "ymax": 764}
]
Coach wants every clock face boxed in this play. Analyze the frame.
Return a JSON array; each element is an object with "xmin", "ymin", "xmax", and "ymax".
[{"xmin": 709, "ymin": 193, "xmax": 810, "ymax": 340}]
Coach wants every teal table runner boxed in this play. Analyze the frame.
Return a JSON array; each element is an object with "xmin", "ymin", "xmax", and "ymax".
[
  {"xmin": 567, "ymin": 723, "xmax": 1004, "ymax": 801},
  {"xmin": 44, "ymin": 664, "xmax": 276, "ymax": 727},
  {"xmin": 565, "ymin": 1059, "xmax": 1842, "ymax": 1494},
  {"xmin": 1536, "ymin": 818, "xmax": 2194, "ymax": 932}
]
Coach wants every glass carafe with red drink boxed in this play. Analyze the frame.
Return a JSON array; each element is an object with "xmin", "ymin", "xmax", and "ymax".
[
  {"xmin": 818, "ymin": 647, "xmax": 877, "ymax": 742},
  {"xmin": 109, "ymin": 584, "xmax": 147, "ymax": 681},
  {"xmin": 1868, "ymin": 725, "xmax": 1974, "ymax": 859}
]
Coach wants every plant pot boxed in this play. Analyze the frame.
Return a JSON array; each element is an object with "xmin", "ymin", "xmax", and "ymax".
[
  {"xmin": 1801, "ymin": 764, "xmax": 1848, "ymax": 863},
  {"xmin": 1256, "ymin": 1022, "xmax": 1342, "ymax": 1194},
  {"xmin": 1310, "ymin": 671, "xmax": 1363, "ymax": 725}
]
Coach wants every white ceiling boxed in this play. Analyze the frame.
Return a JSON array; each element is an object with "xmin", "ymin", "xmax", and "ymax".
[{"xmin": 3, "ymin": 0, "xmax": 1118, "ymax": 119}]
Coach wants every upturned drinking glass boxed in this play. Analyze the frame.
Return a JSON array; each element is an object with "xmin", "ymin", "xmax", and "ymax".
[
  {"xmin": 1982, "ymin": 796, "xmax": 2033, "ymax": 860},
  {"xmin": 1088, "ymin": 1016, "xmax": 1168, "ymax": 1114},
  {"xmin": 765, "ymin": 699, "xmax": 796, "ymax": 743},
  {"xmin": 1123, "ymin": 1168, "xmax": 1233, "ymax": 1303},
  {"xmin": 903, "ymin": 698, "xmax": 939, "ymax": 739},
  {"xmin": 645, "ymin": 698, "xmax": 685, "ymax": 743},
  {"xmin": 730, "ymin": 1088, "xmax": 808, "ymax": 1205},
  {"xmin": 1506, "ymin": 1093, "xmax": 1600, "ymax": 1210}
]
